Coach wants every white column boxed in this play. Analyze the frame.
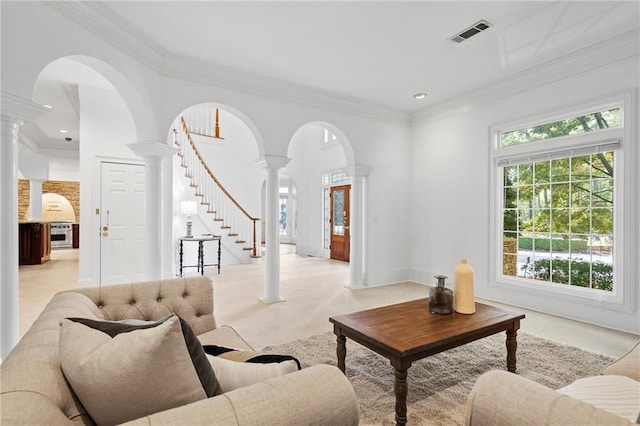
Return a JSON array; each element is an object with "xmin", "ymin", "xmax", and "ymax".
[
  {"xmin": 28, "ymin": 179, "xmax": 43, "ymax": 221},
  {"xmin": 346, "ymin": 165, "xmax": 371, "ymax": 288},
  {"xmin": 0, "ymin": 91, "xmax": 50, "ymax": 359},
  {"xmin": 258, "ymin": 155, "xmax": 290, "ymax": 303},
  {"xmin": 161, "ymin": 154, "xmax": 174, "ymax": 278},
  {"xmin": 1, "ymin": 116, "xmax": 21, "ymax": 360},
  {"xmin": 128, "ymin": 142, "xmax": 177, "ymax": 281}
]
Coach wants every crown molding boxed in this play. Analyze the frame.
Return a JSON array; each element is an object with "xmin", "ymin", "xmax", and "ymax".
[
  {"xmin": 39, "ymin": 2, "xmax": 410, "ymax": 127},
  {"xmin": 36, "ymin": 2, "xmax": 639, "ymax": 130},
  {"xmin": 410, "ymin": 28, "xmax": 640, "ymax": 126},
  {"xmin": 1, "ymin": 91, "xmax": 51, "ymax": 123},
  {"xmin": 38, "ymin": 2, "xmax": 166, "ymax": 72}
]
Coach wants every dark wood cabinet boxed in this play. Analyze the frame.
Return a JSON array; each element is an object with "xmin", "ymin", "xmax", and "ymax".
[
  {"xmin": 19, "ymin": 222, "xmax": 51, "ymax": 265},
  {"xmin": 72, "ymin": 223, "xmax": 79, "ymax": 249}
]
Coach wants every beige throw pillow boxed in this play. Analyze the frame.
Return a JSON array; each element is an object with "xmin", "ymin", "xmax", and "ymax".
[
  {"xmin": 207, "ymin": 354, "xmax": 298, "ymax": 393},
  {"xmin": 59, "ymin": 314, "xmax": 217, "ymax": 425}
]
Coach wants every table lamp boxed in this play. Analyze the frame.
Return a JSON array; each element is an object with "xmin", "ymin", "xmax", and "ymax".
[{"xmin": 181, "ymin": 200, "xmax": 198, "ymax": 237}]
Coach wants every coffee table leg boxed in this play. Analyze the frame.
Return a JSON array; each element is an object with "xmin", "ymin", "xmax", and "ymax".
[
  {"xmin": 506, "ymin": 328, "xmax": 518, "ymax": 373},
  {"xmin": 336, "ymin": 334, "xmax": 346, "ymax": 373},
  {"xmin": 394, "ymin": 366, "xmax": 408, "ymax": 426}
]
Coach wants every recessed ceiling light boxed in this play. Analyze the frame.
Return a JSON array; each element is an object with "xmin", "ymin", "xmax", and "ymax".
[
  {"xmin": 42, "ymin": 104, "xmax": 53, "ymax": 109},
  {"xmin": 413, "ymin": 93, "xmax": 427, "ymax": 100},
  {"xmin": 59, "ymin": 129, "xmax": 69, "ymax": 133}
]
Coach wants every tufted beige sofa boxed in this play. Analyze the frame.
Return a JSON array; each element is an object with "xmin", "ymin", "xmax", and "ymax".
[
  {"xmin": 464, "ymin": 340, "xmax": 640, "ymax": 425},
  {"xmin": 0, "ymin": 276, "xmax": 360, "ymax": 425}
]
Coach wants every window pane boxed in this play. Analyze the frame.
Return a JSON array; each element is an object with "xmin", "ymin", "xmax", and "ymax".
[
  {"xmin": 592, "ymin": 208, "xmax": 613, "ymax": 235},
  {"xmin": 532, "ymin": 209, "xmax": 550, "ymax": 232},
  {"xmin": 534, "ymin": 161, "xmax": 550, "ymax": 184},
  {"xmin": 571, "ymin": 183, "xmax": 591, "ymax": 207},
  {"xmin": 500, "ymin": 108, "xmax": 621, "ymax": 147},
  {"xmin": 551, "ymin": 158, "xmax": 570, "ymax": 182},
  {"xmin": 279, "ymin": 198, "xmax": 287, "ymax": 236},
  {"xmin": 551, "ymin": 183, "xmax": 569, "ymax": 208},
  {"xmin": 332, "ymin": 189, "xmax": 344, "ymax": 236},
  {"xmin": 331, "ymin": 171, "xmax": 351, "ymax": 185},
  {"xmin": 500, "ymin": 150, "xmax": 615, "ymax": 291},
  {"xmin": 534, "ymin": 184, "xmax": 550, "ymax": 208},
  {"xmin": 570, "ymin": 155, "xmax": 592, "ymax": 180},
  {"xmin": 591, "ymin": 152, "xmax": 614, "ymax": 179},
  {"xmin": 570, "ymin": 208, "xmax": 590, "ymax": 233},
  {"xmin": 592, "ymin": 179, "xmax": 613, "ymax": 206}
]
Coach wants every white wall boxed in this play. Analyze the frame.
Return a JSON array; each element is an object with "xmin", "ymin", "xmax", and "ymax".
[
  {"xmin": 49, "ymin": 157, "xmax": 80, "ymax": 181},
  {"xmin": 410, "ymin": 57, "xmax": 640, "ymax": 333},
  {"xmin": 17, "ymin": 145, "xmax": 49, "ymax": 181},
  {"xmin": 78, "ymin": 85, "xmax": 138, "ymax": 284}
]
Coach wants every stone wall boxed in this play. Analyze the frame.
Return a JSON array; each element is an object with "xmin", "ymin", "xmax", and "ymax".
[
  {"xmin": 503, "ymin": 237, "xmax": 518, "ymax": 277},
  {"xmin": 18, "ymin": 179, "xmax": 80, "ymax": 222}
]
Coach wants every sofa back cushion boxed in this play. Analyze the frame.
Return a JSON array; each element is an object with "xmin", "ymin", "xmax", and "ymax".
[{"xmin": 71, "ymin": 276, "xmax": 216, "ymax": 335}]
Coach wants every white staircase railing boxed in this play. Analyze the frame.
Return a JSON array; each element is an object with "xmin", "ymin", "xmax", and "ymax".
[{"xmin": 174, "ymin": 115, "xmax": 259, "ymax": 257}]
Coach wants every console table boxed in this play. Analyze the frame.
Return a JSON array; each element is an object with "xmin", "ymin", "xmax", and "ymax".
[{"xmin": 178, "ymin": 235, "xmax": 221, "ymax": 276}]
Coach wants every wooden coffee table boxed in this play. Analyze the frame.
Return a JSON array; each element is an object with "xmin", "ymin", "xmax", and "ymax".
[{"xmin": 329, "ymin": 299, "xmax": 525, "ymax": 426}]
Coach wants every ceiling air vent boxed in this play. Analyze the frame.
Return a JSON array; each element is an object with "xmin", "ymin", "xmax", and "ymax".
[{"xmin": 449, "ymin": 20, "xmax": 492, "ymax": 43}]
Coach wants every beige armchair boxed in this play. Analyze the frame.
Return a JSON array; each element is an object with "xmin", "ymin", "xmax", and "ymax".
[{"xmin": 465, "ymin": 341, "xmax": 640, "ymax": 425}]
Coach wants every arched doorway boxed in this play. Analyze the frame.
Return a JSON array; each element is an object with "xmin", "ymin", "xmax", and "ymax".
[
  {"xmin": 169, "ymin": 103, "xmax": 264, "ymax": 267},
  {"xmin": 285, "ymin": 122, "xmax": 353, "ymax": 260},
  {"xmin": 23, "ymin": 56, "xmax": 147, "ymax": 285}
]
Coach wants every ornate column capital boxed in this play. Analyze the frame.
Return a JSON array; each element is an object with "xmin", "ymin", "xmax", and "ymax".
[
  {"xmin": 345, "ymin": 164, "xmax": 372, "ymax": 177},
  {"xmin": 127, "ymin": 141, "xmax": 177, "ymax": 159},
  {"xmin": 256, "ymin": 155, "xmax": 290, "ymax": 170}
]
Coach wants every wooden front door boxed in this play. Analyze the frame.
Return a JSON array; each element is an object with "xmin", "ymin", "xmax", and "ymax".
[{"xmin": 330, "ymin": 185, "xmax": 350, "ymax": 262}]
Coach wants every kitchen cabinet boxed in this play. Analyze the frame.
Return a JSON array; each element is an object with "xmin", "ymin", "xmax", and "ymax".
[{"xmin": 19, "ymin": 222, "xmax": 51, "ymax": 265}]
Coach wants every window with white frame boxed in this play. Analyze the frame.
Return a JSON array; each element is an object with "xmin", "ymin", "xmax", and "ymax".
[{"xmin": 490, "ymin": 94, "xmax": 632, "ymax": 305}]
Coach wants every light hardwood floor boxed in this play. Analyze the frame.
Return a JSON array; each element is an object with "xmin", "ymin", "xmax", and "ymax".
[{"xmin": 19, "ymin": 247, "xmax": 638, "ymax": 358}]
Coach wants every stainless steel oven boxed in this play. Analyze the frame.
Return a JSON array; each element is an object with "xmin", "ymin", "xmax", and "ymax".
[{"xmin": 50, "ymin": 222, "xmax": 73, "ymax": 249}]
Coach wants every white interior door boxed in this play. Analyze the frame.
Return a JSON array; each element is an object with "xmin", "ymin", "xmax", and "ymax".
[{"xmin": 100, "ymin": 161, "xmax": 145, "ymax": 284}]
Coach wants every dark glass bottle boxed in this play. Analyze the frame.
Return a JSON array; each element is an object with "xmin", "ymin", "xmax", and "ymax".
[{"xmin": 429, "ymin": 275, "xmax": 453, "ymax": 315}]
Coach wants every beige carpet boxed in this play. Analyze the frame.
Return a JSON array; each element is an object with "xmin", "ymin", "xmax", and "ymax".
[{"xmin": 263, "ymin": 331, "xmax": 614, "ymax": 425}]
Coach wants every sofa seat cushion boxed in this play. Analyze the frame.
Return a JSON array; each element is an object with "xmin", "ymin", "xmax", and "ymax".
[
  {"xmin": 207, "ymin": 354, "xmax": 299, "ymax": 393},
  {"xmin": 197, "ymin": 325, "xmax": 254, "ymax": 352},
  {"xmin": 601, "ymin": 341, "xmax": 640, "ymax": 381},
  {"xmin": 59, "ymin": 314, "xmax": 218, "ymax": 425},
  {"xmin": 557, "ymin": 375, "xmax": 640, "ymax": 423}
]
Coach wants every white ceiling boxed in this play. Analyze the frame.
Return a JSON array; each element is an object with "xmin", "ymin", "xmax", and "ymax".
[{"xmin": 19, "ymin": 1, "xmax": 640, "ymax": 156}]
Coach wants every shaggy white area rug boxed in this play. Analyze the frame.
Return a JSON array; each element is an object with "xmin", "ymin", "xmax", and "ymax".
[{"xmin": 263, "ymin": 331, "xmax": 613, "ymax": 425}]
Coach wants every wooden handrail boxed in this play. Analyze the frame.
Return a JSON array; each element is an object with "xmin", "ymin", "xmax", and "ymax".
[{"xmin": 179, "ymin": 116, "xmax": 260, "ymax": 257}]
